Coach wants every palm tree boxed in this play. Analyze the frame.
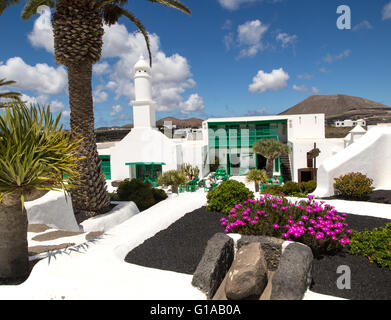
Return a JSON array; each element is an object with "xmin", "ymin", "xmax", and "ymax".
[
  {"xmin": 246, "ymin": 169, "xmax": 268, "ymax": 192},
  {"xmin": 0, "ymin": 102, "xmax": 82, "ymax": 279},
  {"xmin": 0, "ymin": 0, "xmax": 191, "ymax": 215},
  {"xmin": 252, "ymin": 139, "xmax": 291, "ymax": 179},
  {"xmin": 0, "ymin": 78, "xmax": 22, "ymax": 107}
]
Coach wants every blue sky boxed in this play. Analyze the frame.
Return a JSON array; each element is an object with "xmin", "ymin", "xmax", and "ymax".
[{"xmin": 0, "ymin": 0, "xmax": 391, "ymax": 128}]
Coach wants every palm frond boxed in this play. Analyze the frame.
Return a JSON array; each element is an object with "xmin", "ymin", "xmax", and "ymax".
[
  {"xmin": 147, "ymin": 0, "xmax": 191, "ymax": 16},
  {"xmin": 104, "ymin": 6, "xmax": 152, "ymax": 66},
  {"xmin": 21, "ymin": 0, "xmax": 55, "ymax": 20},
  {"xmin": 0, "ymin": 102, "xmax": 83, "ymax": 207},
  {"xmin": 0, "ymin": 0, "xmax": 21, "ymax": 15}
]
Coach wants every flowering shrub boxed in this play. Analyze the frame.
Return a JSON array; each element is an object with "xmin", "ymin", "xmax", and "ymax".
[{"xmin": 220, "ymin": 194, "xmax": 351, "ymax": 255}]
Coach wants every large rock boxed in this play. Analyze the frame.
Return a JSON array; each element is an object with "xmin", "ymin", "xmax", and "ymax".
[
  {"xmin": 237, "ymin": 235, "xmax": 284, "ymax": 271},
  {"xmin": 192, "ymin": 233, "xmax": 234, "ymax": 299},
  {"xmin": 225, "ymin": 242, "xmax": 268, "ymax": 300},
  {"xmin": 270, "ymin": 242, "xmax": 313, "ymax": 300}
]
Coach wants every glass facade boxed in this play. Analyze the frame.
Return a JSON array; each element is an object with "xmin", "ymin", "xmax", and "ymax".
[{"xmin": 208, "ymin": 119, "xmax": 287, "ymax": 175}]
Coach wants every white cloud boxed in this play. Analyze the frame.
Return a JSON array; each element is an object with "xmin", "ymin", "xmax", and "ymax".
[
  {"xmin": 352, "ymin": 20, "xmax": 373, "ymax": 31},
  {"xmin": 218, "ymin": 0, "xmax": 257, "ymax": 10},
  {"xmin": 223, "ymin": 32, "xmax": 235, "ymax": 50},
  {"xmin": 276, "ymin": 32, "xmax": 297, "ymax": 48},
  {"xmin": 93, "ymin": 89, "xmax": 108, "ymax": 103},
  {"xmin": 293, "ymin": 84, "xmax": 308, "ymax": 92},
  {"xmin": 249, "ymin": 68, "xmax": 289, "ymax": 94},
  {"xmin": 222, "ymin": 19, "xmax": 233, "ymax": 30},
  {"xmin": 93, "ymin": 62, "xmax": 111, "ymax": 75},
  {"xmin": 293, "ymin": 85, "xmax": 320, "ymax": 94},
  {"xmin": 62, "ymin": 110, "xmax": 71, "ymax": 118},
  {"xmin": 311, "ymin": 87, "xmax": 320, "ymax": 94},
  {"xmin": 180, "ymin": 94, "xmax": 205, "ymax": 114},
  {"xmin": 382, "ymin": 2, "xmax": 391, "ymax": 20},
  {"xmin": 237, "ymin": 20, "xmax": 269, "ymax": 57},
  {"xmin": 297, "ymin": 73, "xmax": 313, "ymax": 80},
  {"xmin": 100, "ymin": 23, "xmax": 202, "ymax": 113},
  {"xmin": 110, "ymin": 104, "xmax": 123, "ymax": 116},
  {"xmin": 0, "ymin": 57, "xmax": 67, "ymax": 95},
  {"xmin": 323, "ymin": 49, "xmax": 351, "ymax": 64},
  {"xmin": 245, "ymin": 107, "xmax": 269, "ymax": 116},
  {"xmin": 28, "ymin": 5, "xmax": 54, "ymax": 53},
  {"xmin": 20, "ymin": 93, "xmax": 66, "ymax": 112}
]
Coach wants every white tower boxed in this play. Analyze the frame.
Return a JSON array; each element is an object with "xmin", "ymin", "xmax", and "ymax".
[{"xmin": 132, "ymin": 55, "xmax": 156, "ymax": 128}]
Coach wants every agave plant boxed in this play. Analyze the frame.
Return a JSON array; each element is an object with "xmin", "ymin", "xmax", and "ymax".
[
  {"xmin": 0, "ymin": 102, "xmax": 82, "ymax": 280},
  {"xmin": 246, "ymin": 169, "xmax": 268, "ymax": 192},
  {"xmin": 0, "ymin": 0, "xmax": 191, "ymax": 215}
]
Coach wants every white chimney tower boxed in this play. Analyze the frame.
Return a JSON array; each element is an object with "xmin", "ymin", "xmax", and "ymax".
[{"xmin": 132, "ymin": 55, "xmax": 156, "ymax": 128}]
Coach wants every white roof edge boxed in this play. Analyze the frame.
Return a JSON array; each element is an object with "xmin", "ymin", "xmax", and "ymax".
[{"xmin": 204, "ymin": 113, "xmax": 325, "ymax": 123}]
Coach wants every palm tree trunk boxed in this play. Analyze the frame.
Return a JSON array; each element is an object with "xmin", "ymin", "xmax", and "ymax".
[
  {"xmin": 254, "ymin": 182, "xmax": 259, "ymax": 192},
  {"xmin": 266, "ymin": 159, "xmax": 274, "ymax": 179},
  {"xmin": 67, "ymin": 62, "xmax": 110, "ymax": 215},
  {"xmin": 0, "ymin": 200, "xmax": 28, "ymax": 279}
]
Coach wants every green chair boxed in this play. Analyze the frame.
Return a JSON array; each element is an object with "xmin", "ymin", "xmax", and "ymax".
[{"xmin": 179, "ymin": 185, "xmax": 186, "ymax": 193}]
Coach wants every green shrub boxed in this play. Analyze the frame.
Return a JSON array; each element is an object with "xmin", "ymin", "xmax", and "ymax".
[
  {"xmin": 115, "ymin": 179, "xmax": 166, "ymax": 211},
  {"xmin": 333, "ymin": 172, "xmax": 374, "ymax": 199},
  {"xmin": 349, "ymin": 223, "xmax": 391, "ymax": 270},
  {"xmin": 282, "ymin": 181, "xmax": 301, "ymax": 195},
  {"xmin": 299, "ymin": 180, "xmax": 317, "ymax": 194},
  {"xmin": 262, "ymin": 185, "xmax": 284, "ymax": 196},
  {"xmin": 152, "ymin": 188, "xmax": 168, "ymax": 202},
  {"xmin": 221, "ymin": 195, "xmax": 351, "ymax": 256},
  {"xmin": 206, "ymin": 180, "xmax": 254, "ymax": 214}
]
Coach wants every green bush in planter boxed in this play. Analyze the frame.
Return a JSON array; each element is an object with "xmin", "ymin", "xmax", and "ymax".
[
  {"xmin": 333, "ymin": 172, "xmax": 374, "ymax": 199},
  {"xmin": 261, "ymin": 185, "xmax": 284, "ymax": 196},
  {"xmin": 116, "ymin": 179, "xmax": 167, "ymax": 211},
  {"xmin": 299, "ymin": 180, "xmax": 317, "ymax": 194},
  {"xmin": 152, "ymin": 188, "xmax": 168, "ymax": 202},
  {"xmin": 206, "ymin": 180, "xmax": 254, "ymax": 214},
  {"xmin": 281, "ymin": 181, "xmax": 301, "ymax": 195}
]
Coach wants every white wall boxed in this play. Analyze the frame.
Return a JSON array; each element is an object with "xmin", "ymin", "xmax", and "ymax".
[
  {"xmin": 287, "ymin": 114, "xmax": 325, "ymax": 140},
  {"xmin": 109, "ymin": 128, "xmax": 181, "ymax": 181},
  {"xmin": 181, "ymin": 142, "xmax": 209, "ymax": 178},
  {"xmin": 313, "ymin": 126, "xmax": 391, "ymax": 197},
  {"xmin": 289, "ymin": 138, "xmax": 345, "ymax": 182}
]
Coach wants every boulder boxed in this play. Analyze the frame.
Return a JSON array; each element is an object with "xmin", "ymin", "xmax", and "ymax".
[
  {"xmin": 237, "ymin": 235, "xmax": 284, "ymax": 271},
  {"xmin": 225, "ymin": 242, "xmax": 268, "ymax": 300},
  {"xmin": 192, "ymin": 233, "xmax": 234, "ymax": 299},
  {"xmin": 270, "ymin": 242, "xmax": 313, "ymax": 300}
]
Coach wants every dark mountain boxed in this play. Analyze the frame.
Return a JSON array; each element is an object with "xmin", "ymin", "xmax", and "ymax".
[{"xmin": 279, "ymin": 94, "xmax": 391, "ymax": 125}]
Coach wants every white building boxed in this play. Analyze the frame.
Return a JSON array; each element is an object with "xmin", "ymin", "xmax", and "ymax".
[
  {"xmin": 334, "ymin": 119, "xmax": 366, "ymax": 127},
  {"xmin": 98, "ymin": 56, "xmax": 209, "ymax": 183}
]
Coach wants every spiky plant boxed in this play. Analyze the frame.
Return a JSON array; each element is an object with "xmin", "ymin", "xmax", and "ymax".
[
  {"xmin": 0, "ymin": 78, "xmax": 22, "ymax": 106},
  {"xmin": 246, "ymin": 169, "xmax": 268, "ymax": 192},
  {"xmin": 181, "ymin": 163, "xmax": 200, "ymax": 180},
  {"xmin": 0, "ymin": 102, "xmax": 82, "ymax": 279},
  {"xmin": 252, "ymin": 139, "xmax": 291, "ymax": 178},
  {"xmin": 0, "ymin": 0, "xmax": 191, "ymax": 215},
  {"xmin": 157, "ymin": 170, "xmax": 186, "ymax": 194}
]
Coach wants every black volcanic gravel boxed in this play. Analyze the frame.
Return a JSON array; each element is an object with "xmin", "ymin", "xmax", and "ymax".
[
  {"xmin": 124, "ymin": 206, "xmax": 391, "ymax": 299},
  {"xmin": 322, "ymin": 189, "xmax": 391, "ymax": 204},
  {"xmin": 125, "ymin": 206, "xmax": 226, "ymax": 274},
  {"xmin": 310, "ymin": 213, "xmax": 391, "ymax": 300}
]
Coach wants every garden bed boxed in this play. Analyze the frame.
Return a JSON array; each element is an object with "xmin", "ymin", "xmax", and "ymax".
[
  {"xmin": 125, "ymin": 206, "xmax": 391, "ymax": 300},
  {"xmin": 321, "ymin": 189, "xmax": 391, "ymax": 204}
]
